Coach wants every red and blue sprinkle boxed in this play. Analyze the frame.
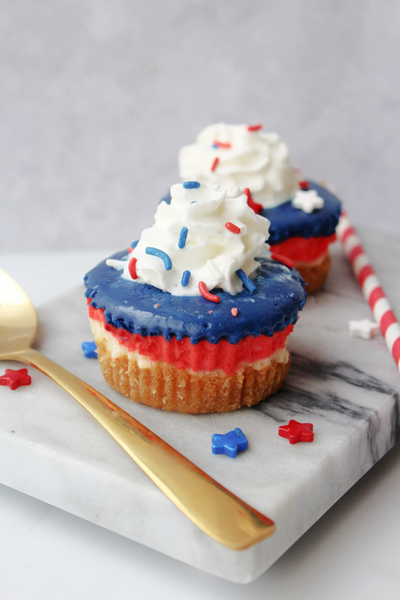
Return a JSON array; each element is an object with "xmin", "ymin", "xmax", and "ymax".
[
  {"xmin": 178, "ymin": 227, "xmax": 188, "ymax": 249},
  {"xmin": 225, "ymin": 222, "xmax": 240, "ymax": 234},
  {"xmin": 211, "ymin": 157, "xmax": 219, "ymax": 171},
  {"xmin": 128, "ymin": 257, "xmax": 138, "ymax": 279},
  {"xmin": 145, "ymin": 247, "xmax": 173, "ymax": 271},
  {"xmin": 236, "ymin": 269, "xmax": 256, "ymax": 293},
  {"xmin": 181, "ymin": 270, "xmax": 191, "ymax": 287},
  {"xmin": 212, "ymin": 141, "xmax": 231, "ymax": 149},
  {"xmin": 198, "ymin": 281, "xmax": 220, "ymax": 303}
]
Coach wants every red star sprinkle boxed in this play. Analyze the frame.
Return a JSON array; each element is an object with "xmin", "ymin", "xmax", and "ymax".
[
  {"xmin": 279, "ymin": 420, "xmax": 314, "ymax": 444},
  {"xmin": 0, "ymin": 368, "xmax": 32, "ymax": 391}
]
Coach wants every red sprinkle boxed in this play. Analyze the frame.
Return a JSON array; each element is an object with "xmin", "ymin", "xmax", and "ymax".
[
  {"xmin": 271, "ymin": 253, "xmax": 295, "ymax": 269},
  {"xmin": 247, "ymin": 124, "xmax": 262, "ymax": 131},
  {"xmin": 128, "ymin": 257, "xmax": 138, "ymax": 279},
  {"xmin": 0, "ymin": 368, "xmax": 31, "ymax": 391},
  {"xmin": 279, "ymin": 420, "xmax": 314, "ymax": 444},
  {"xmin": 214, "ymin": 141, "xmax": 231, "ymax": 148},
  {"xmin": 128, "ymin": 246, "xmax": 133, "ymax": 253},
  {"xmin": 198, "ymin": 281, "xmax": 220, "ymax": 303},
  {"xmin": 231, "ymin": 307, "xmax": 238, "ymax": 317},
  {"xmin": 211, "ymin": 157, "xmax": 219, "ymax": 171},
  {"xmin": 243, "ymin": 188, "xmax": 263, "ymax": 214},
  {"xmin": 299, "ymin": 180, "xmax": 309, "ymax": 190},
  {"xmin": 225, "ymin": 222, "xmax": 240, "ymax": 234}
]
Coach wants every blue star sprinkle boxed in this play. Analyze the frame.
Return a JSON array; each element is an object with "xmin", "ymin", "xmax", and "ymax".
[
  {"xmin": 81, "ymin": 341, "xmax": 98, "ymax": 359},
  {"xmin": 211, "ymin": 428, "xmax": 248, "ymax": 458}
]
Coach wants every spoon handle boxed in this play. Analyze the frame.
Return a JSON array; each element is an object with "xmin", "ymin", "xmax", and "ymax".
[{"xmin": 6, "ymin": 347, "xmax": 275, "ymax": 550}]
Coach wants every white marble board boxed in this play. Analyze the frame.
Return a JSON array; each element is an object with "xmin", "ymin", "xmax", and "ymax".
[{"xmin": 0, "ymin": 242, "xmax": 399, "ymax": 583}]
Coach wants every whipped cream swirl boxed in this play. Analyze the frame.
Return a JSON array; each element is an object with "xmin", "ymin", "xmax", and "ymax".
[
  {"xmin": 179, "ymin": 123, "xmax": 299, "ymax": 209},
  {"xmin": 107, "ymin": 182, "xmax": 270, "ymax": 296}
]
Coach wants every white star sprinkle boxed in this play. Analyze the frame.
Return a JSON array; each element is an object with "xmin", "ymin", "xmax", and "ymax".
[
  {"xmin": 292, "ymin": 189, "xmax": 324, "ymax": 213},
  {"xmin": 348, "ymin": 319, "xmax": 380, "ymax": 340}
]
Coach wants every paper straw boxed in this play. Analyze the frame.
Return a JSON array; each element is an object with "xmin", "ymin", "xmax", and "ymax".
[{"xmin": 337, "ymin": 211, "xmax": 400, "ymax": 373}]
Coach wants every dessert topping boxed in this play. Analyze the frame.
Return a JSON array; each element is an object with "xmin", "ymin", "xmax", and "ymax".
[
  {"xmin": 107, "ymin": 182, "xmax": 270, "ymax": 298},
  {"xmin": 179, "ymin": 123, "xmax": 298, "ymax": 208}
]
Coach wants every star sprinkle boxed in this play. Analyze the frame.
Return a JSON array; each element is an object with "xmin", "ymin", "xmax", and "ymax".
[
  {"xmin": 278, "ymin": 420, "xmax": 314, "ymax": 444},
  {"xmin": 212, "ymin": 428, "xmax": 248, "ymax": 458},
  {"xmin": 292, "ymin": 189, "xmax": 324, "ymax": 213},
  {"xmin": 81, "ymin": 341, "xmax": 98, "ymax": 358},
  {"xmin": 349, "ymin": 319, "xmax": 380, "ymax": 340},
  {"xmin": 0, "ymin": 368, "xmax": 31, "ymax": 390}
]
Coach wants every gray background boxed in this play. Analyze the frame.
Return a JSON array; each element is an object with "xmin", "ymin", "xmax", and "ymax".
[{"xmin": 1, "ymin": 0, "xmax": 399, "ymax": 252}]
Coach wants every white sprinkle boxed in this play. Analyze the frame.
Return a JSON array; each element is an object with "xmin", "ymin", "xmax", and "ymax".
[
  {"xmin": 292, "ymin": 189, "xmax": 324, "ymax": 213},
  {"xmin": 349, "ymin": 319, "xmax": 380, "ymax": 340},
  {"xmin": 106, "ymin": 259, "xmax": 125, "ymax": 270}
]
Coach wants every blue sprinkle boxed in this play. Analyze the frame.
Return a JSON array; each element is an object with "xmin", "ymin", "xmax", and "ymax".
[
  {"xmin": 145, "ymin": 247, "xmax": 172, "ymax": 270},
  {"xmin": 212, "ymin": 428, "xmax": 248, "ymax": 458},
  {"xmin": 183, "ymin": 181, "xmax": 200, "ymax": 189},
  {"xmin": 236, "ymin": 269, "xmax": 256, "ymax": 293},
  {"xmin": 181, "ymin": 270, "xmax": 191, "ymax": 287},
  {"xmin": 178, "ymin": 227, "xmax": 188, "ymax": 249},
  {"xmin": 190, "ymin": 201, "xmax": 196, "ymax": 205},
  {"xmin": 81, "ymin": 341, "xmax": 98, "ymax": 359},
  {"xmin": 212, "ymin": 143, "xmax": 218, "ymax": 149},
  {"xmin": 131, "ymin": 240, "xmax": 139, "ymax": 248}
]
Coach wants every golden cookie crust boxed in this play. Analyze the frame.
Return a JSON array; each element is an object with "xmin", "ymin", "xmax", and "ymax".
[
  {"xmin": 94, "ymin": 336, "xmax": 291, "ymax": 414},
  {"xmin": 295, "ymin": 252, "xmax": 331, "ymax": 294}
]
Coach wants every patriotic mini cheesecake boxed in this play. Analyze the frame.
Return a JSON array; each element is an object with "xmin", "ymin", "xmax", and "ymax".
[
  {"xmin": 84, "ymin": 183, "xmax": 306, "ymax": 413},
  {"xmin": 178, "ymin": 123, "xmax": 342, "ymax": 293}
]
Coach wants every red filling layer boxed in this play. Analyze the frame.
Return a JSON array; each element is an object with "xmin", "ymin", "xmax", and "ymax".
[
  {"xmin": 88, "ymin": 304, "xmax": 293, "ymax": 376},
  {"xmin": 270, "ymin": 234, "xmax": 336, "ymax": 263}
]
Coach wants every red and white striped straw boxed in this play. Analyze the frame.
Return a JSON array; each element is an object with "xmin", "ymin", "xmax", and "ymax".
[{"xmin": 337, "ymin": 211, "xmax": 400, "ymax": 373}]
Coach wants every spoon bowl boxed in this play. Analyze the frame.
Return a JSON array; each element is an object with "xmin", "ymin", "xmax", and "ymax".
[
  {"xmin": 0, "ymin": 267, "xmax": 275, "ymax": 550},
  {"xmin": 0, "ymin": 270, "xmax": 38, "ymax": 354}
]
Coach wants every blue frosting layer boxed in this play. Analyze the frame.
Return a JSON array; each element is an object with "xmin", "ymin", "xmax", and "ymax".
[
  {"xmin": 160, "ymin": 181, "xmax": 341, "ymax": 246},
  {"xmin": 84, "ymin": 252, "xmax": 306, "ymax": 345},
  {"xmin": 262, "ymin": 181, "xmax": 342, "ymax": 245}
]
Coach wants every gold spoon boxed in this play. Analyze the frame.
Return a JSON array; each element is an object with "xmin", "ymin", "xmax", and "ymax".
[{"xmin": 0, "ymin": 268, "xmax": 275, "ymax": 550}]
